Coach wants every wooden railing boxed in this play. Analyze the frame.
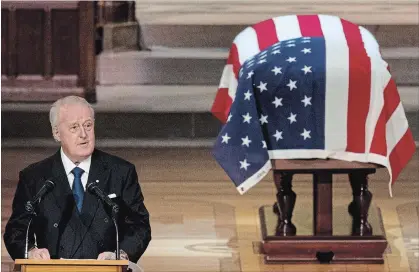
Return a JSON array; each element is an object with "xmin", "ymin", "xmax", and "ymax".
[{"xmin": 1, "ymin": 1, "xmax": 96, "ymax": 102}]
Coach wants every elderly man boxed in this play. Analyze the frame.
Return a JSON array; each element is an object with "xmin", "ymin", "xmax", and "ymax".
[{"xmin": 3, "ymin": 96, "xmax": 151, "ymax": 265}]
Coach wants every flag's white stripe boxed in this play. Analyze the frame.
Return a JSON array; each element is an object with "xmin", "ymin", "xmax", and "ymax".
[
  {"xmin": 272, "ymin": 15, "xmax": 302, "ymax": 41},
  {"xmin": 233, "ymin": 27, "xmax": 260, "ymax": 64},
  {"xmin": 385, "ymin": 102, "xmax": 409, "ymax": 197},
  {"xmin": 364, "ymin": 64, "xmax": 391, "ymax": 153},
  {"xmin": 237, "ymin": 160, "xmax": 272, "ymax": 195},
  {"xmin": 319, "ymin": 15, "xmax": 349, "ymax": 151},
  {"xmin": 386, "ymin": 102, "xmax": 409, "ymax": 154},
  {"xmin": 359, "ymin": 26, "xmax": 381, "ymax": 58},
  {"xmin": 268, "ymin": 150, "xmax": 388, "ymax": 168},
  {"xmin": 218, "ymin": 64, "xmax": 234, "ymax": 88},
  {"xmin": 228, "ymin": 77, "xmax": 238, "ymax": 101}
]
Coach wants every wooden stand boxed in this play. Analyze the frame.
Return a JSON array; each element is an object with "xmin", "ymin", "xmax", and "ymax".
[
  {"xmin": 13, "ymin": 259, "xmax": 129, "ymax": 272},
  {"xmin": 260, "ymin": 159, "xmax": 388, "ymax": 264}
]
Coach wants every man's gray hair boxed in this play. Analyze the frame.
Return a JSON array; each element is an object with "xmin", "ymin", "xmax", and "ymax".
[{"xmin": 49, "ymin": 96, "xmax": 95, "ymax": 128}]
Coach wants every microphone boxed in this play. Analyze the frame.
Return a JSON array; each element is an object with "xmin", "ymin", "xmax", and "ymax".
[
  {"xmin": 24, "ymin": 179, "xmax": 55, "ymax": 259},
  {"xmin": 25, "ymin": 180, "xmax": 55, "ymax": 214},
  {"xmin": 86, "ymin": 182, "xmax": 119, "ymax": 213},
  {"xmin": 86, "ymin": 182, "xmax": 120, "ymax": 259}
]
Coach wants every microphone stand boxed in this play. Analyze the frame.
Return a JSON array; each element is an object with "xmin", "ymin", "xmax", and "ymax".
[
  {"xmin": 24, "ymin": 201, "xmax": 37, "ymax": 259},
  {"xmin": 111, "ymin": 204, "xmax": 120, "ymax": 260}
]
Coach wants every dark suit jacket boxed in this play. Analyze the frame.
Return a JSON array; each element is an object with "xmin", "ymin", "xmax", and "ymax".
[{"xmin": 3, "ymin": 148, "xmax": 151, "ymax": 263}]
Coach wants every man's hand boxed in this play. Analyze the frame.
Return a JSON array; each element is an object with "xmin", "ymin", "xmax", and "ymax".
[
  {"xmin": 28, "ymin": 248, "xmax": 51, "ymax": 260},
  {"xmin": 97, "ymin": 250, "xmax": 128, "ymax": 260}
]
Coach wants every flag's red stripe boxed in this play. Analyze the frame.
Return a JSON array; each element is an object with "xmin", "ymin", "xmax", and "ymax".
[
  {"xmin": 341, "ymin": 19, "xmax": 371, "ymax": 153},
  {"xmin": 211, "ymin": 87, "xmax": 232, "ymax": 123},
  {"xmin": 252, "ymin": 19, "xmax": 278, "ymax": 50},
  {"xmin": 388, "ymin": 128, "xmax": 416, "ymax": 184},
  {"xmin": 369, "ymin": 79, "xmax": 401, "ymax": 155},
  {"xmin": 227, "ymin": 43, "xmax": 241, "ymax": 80},
  {"xmin": 297, "ymin": 15, "xmax": 324, "ymax": 37}
]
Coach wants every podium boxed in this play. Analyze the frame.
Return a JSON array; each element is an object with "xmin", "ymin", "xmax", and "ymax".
[
  {"xmin": 260, "ymin": 159, "xmax": 388, "ymax": 264},
  {"xmin": 13, "ymin": 259, "xmax": 129, "ymax": 272}
]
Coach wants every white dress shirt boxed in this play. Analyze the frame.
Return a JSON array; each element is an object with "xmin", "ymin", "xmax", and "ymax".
[{"xmin": 60, "ymin": 148, "xmax": 91, "ymax": 191}]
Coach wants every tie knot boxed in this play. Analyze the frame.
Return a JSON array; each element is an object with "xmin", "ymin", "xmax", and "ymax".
[{"xmin": 72, "ymin": 167, "xmax": 84, "ymax": 178}]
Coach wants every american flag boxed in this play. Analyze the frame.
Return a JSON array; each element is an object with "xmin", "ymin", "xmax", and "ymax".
[{"xmin": 212, "ymin": 15, "xmax": 416, "ymax": 195}]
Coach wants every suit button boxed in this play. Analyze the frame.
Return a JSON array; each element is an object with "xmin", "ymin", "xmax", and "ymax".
[
  {"xmin": 104, "ymin": 218, "xmax": 108, "ymax": 223},
  {"xmin": 53, "ymin": 223, "xmax": 58, "ymax": 228}
]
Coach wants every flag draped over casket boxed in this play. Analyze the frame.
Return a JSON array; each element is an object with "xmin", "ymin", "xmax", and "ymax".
[{"xmin": 211, "ymin": 14, "xmax": 416, "ymax": 195}]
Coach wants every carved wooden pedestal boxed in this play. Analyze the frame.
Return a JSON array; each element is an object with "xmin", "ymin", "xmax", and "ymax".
[{"xmin": 260, "ymin": 159, "xmax": 388, "ymax": 264}]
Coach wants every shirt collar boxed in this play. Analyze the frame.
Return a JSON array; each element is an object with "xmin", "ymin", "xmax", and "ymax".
[{"xmin": 60, "ymin": 147, "xmax": 91, "ymax": 176}]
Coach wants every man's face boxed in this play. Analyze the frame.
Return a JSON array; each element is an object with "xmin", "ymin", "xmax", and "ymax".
[{"xmin": 53, "ymin": 103, "xmax": 95, "ymax": 163}]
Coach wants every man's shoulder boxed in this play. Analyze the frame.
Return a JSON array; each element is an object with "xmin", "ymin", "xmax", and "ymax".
[
  {"xmin": 94, "ymin": 149, "xmax": 135, "ymax": 168},
  {"xmin": 19, "ymin": 151, "xmax": 59, "ymax": 184},
  {"xmin": 21, "ymin": 151, "xmax": 58, "ymax": 175}
]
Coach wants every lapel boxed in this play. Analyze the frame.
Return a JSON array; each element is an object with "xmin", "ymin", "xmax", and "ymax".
[
  {"xmin": 79, "ymin": 149, "xmax": 112, "ymax": 228},
  {"xmin": 50, "ymin": 150, "xmax": 76, "ymax": 228}
]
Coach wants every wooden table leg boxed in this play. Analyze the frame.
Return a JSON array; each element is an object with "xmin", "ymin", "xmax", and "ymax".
[
  {"xmin": 273, "ymin": 171, "xmax": 296, "ymax": 236},
  {"xmin": 348, "ymin": 171, "xmax": 373, "ymax": 235},
  {"xmin": 313, "ymin": 172, "xmax": 333, "ymax": 236}
]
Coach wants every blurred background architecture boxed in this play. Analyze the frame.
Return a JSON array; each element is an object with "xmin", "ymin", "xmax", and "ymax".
[
  {"xmin": 2, "ymin": 1, "xmax": 418, "ymax": 271},
  {"xmin": 2, "ymin": 0, "xmax": 418, "ymax": 148}
]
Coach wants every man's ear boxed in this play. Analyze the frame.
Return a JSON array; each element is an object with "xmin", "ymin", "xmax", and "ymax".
[{"xmin": 52, "ymin": 127, "xmax": 60, "ymax": 142}]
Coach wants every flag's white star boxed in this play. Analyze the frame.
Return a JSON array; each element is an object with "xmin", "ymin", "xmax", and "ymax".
[
  {"xmin": 247, "ymin": 70, "xmax": 254, "ymax": 79},
  {"xmin": 301, "ymin": 40, "xmax": 311, "ymax": 43},
  {"xmin": 272, "ymin": 49, "xmax": 281, "ymax": 55},
  {"xmin": 287, "ymin": 79, "xmax": 297, "ymax": 91},
  {"xmin": 287, "ymin": 112, "xmax": 297, "ymax": 124},
  {"xmin": 241, "ymin": 136, "xmax": 252, "ymax": 147},
  {"xmin": 272, "ymin": 97, "xmax": 283, "ymax": 108},
  {"xmin": 301, "ymin": 95, "xmax": 312, "ymax": 107},
  {"xmin": 301, "ymin": 48, "xmax": 311, "ymax": 54},
  {"xmin": 273, "ymin": 130, "xmax": 283, "ymax": 141},
  {"xmin": 244, "ymin": 90, "xmax": 252, "ymax": 100},
  {"xmin": 302, "ymin": 65, "xmax": 312, "ymax": 74},
  {"xmin": 257, "ymin": 81, "xmax": 268, "ymax": 93},
  {"xmin": 302, "ymin": 37, "xmax": 311, "ymax": 40},
  {"xmin": 286, "ymin": 44, "xmax": 296, "ymax": 47},
  {"xmin": 286, "ymin": 57, "xmax": 297, "ymax": 63},
  {"xmin": 259, "ymin": 114, "xmax": 268, "ymax": 125},
  {"xmin": 301, "ymin": 129, "xmax": 311, "ymax": 140},
  {"xmin": 227, "ymin": 113, "xmax": 233, "ymax": 122},
  {"xmin": 221, "ymin": 133, "xmax": 231, "ymax": 144},
  {"xmin": 239, "ymin": 159, "xmax": 250, "ymax": 170},
  {"xmin": 242, "ymin": 113, "xmax": 252, "ymax": 123},
  {"xmin": 271, "ymin": 66, "xmax": 282, "ymax": 75},
  {"xmin": 258, "ymin": 59, "xmax": 267, "ymax": 64},
  {"xmin": 262, "ymin": 141, "xmax": 267, "ymax": 149}
]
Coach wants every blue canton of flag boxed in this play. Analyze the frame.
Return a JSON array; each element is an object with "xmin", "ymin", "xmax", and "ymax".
[{"xmin": 213, "ymin": 37, "xmax": 327, "ymax": 194}]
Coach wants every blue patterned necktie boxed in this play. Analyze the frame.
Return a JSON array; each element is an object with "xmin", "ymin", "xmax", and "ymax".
[{"xmin": 72, "ymin": 167, "xmax": 85, "ymax": 212}]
